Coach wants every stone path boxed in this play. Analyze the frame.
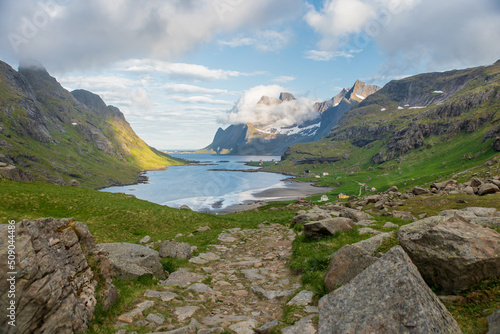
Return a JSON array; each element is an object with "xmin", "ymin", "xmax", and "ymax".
[{"xmin": 114, "ymin": 224, "xmax": 318, "ymax": 334}]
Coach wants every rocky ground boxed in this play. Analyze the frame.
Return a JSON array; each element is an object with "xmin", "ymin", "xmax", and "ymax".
[{"xmin": 114, "ymin": 224, "xmax": 317, "ymax": 334}]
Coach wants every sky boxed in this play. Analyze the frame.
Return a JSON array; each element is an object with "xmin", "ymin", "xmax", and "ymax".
[{"xmin": 0, "ymin": 0, "xmax": 499, "ymax": 150}]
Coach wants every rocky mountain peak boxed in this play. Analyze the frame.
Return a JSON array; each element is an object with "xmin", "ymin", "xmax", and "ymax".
[
  {"xmin": 257, "ymin": 96, "xmax": 282, "ymax": 106},
  {"xmin": 71, "ymin": 89, "xmax": 108, "ymax": 112},
  {"xmin": 279, "ymin": 92, "xmax": 296, "ymax": 102},
  {"xmin": 18, "ymin": 58, "xmax": 48, "ymax": 72}
]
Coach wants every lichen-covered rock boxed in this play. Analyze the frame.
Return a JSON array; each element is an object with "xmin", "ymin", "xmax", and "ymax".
[
  {"xmin": 159, "ymin": 240, "xmax": 192, "ymax": 259},
  {"xmin": 99, "ymin": 242, "xmax": 165, "ymax": 279},
  {"xmin": 324, "ymin": 233, "xmax": 393, "ymax": 292},
  {"xmin": 0, "ymin": 218, "xmax": 116, "ymax": 334},
  {"xmin": 478, "ymin": 183, "xmax": 499, "ymax": 196},
  {"xmin": 318, "ymin": 246, "xmax": 462, "ymax": 334},
  {"xmin": 398, "ymin": 214, "xmax": 500, "ymax": 292}
]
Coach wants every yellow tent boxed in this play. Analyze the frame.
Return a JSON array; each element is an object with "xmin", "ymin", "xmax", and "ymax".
[{"xmin": 337, "ymin": 192, "xmax": 349, "ymax": 199}]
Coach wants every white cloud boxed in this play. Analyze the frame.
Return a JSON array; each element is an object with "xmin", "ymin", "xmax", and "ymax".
[
  {"xmin": 304, "ymin": 0, "xmax": 500, "ymax": 70},
  {"xmin": 0, "ymin": 0, "xmax": 303, "ymax": 71},
  {"xmin": 118, "ymin": 59, "xmax": 259, "ymax": 81},
  {"xmin": 162, "ymin": 83, "xmax": 233, "ymax": 95},
  {"xmin": 170, "ymin": 95, "xmax": 234, "ymax": 106},
  {"xmin": 221, "ymin": 85, "xmax": 319, "ymax": 128},
  {"xmin": 272, "ymin": 76, "xmax": 296, "ymax": 83},
  {"xmin": 305, "ymin": 50, "xmax": 356, "ymax": 61},
  {"xmin": 218, "ymin": 29, "xmax": 292, "ymax": 52}
]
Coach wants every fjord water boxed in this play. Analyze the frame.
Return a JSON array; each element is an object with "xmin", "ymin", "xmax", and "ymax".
[{"xmin": 102, "ymin": 154, "xmax": 289, "ymax": 212}]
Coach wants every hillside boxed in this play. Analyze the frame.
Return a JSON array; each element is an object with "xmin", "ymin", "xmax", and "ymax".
[
  {"xmin": 265, "ymin": 61, "xmax": 500, "ymax": 193},
  {"xmin": 199, "ymin": 81, "xmax": 380, "ymax": 155},
  {"xmin": 0, "ymin": 60, "xmax": 182, "ymax": 188}
]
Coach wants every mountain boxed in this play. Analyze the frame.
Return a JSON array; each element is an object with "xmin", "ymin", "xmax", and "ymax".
[
  {"xmin": 268, "ymin": 60, "xmax": 500, "ymax": 185},
  {"xmin": 0, "ymin": 60, "xmax": 182, "ymax": 188},
  {"xmin": 199, "ymin": 80, "xmax": 380, "ymax": 155}
]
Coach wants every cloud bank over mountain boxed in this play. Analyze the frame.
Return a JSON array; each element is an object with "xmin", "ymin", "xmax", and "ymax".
[{"xmin": 221, "ymin": 85, "xmax": 319, "ymax": 129}]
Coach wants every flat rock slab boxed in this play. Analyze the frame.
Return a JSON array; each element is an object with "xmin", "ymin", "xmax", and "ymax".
[
  {"xmin": 218, "ymin": 233, "xmax": 237, "ymax": 242},
  {"xmin": 117, "ymin": 300, "xmax": 155, "ymax": 323},
  {"xmin": 287, "ymin": 290, "xmax": 314, "ymax": 306},
  {"xmin": 241, "ymin": 269, "xmax": 265, "ymax": 280},
  {"xmin": 229, "ymin": 319, "xmax": 259, "ymax": 334},
  {"xmin": 251, "ymin": 286, "xmax": 296, "ymax": 301},
  {"xmin": 144, "ymin": 290, "xmax": 178, "ymax": 302},
  {"xmin": 201, "ymin": 315, "xmax": 252, "ymax": 326},
  {"xmin": 99, "ymin": 242, "xmax": 165, "ymax": 279},
  {"xmin": 174, "ymin": 306, "xmax": 199, "ymax": 322},
  {"xmin": 187, "ymin": 283, "xmax": 212, "ymax": 293},
  {"xmin": 160, "ymin": 271, "xmax": 206, "ymax": 288},
  {"xmin": 282, "ymin": 315, "xmax": 317, "ymax": 334},
  {"xmin": 199, "ymin": 252, "xmax": 220, "ymax": 261},
  {"xmin": 255, "ymin": 320, "xmax": 279, "ymax": 334},
  {"xmin": 318, "ymin": 246, "xmax": 461, "ymax": 334}
]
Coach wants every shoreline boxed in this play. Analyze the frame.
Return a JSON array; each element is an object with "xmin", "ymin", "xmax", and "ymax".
[{"xmin": 211, "ymin": 180, "xmax": 332, "ymax": 214}]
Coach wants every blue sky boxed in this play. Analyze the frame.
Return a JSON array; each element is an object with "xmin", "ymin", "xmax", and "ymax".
[{"xmin": 1, "ymin": 0, "xmax": 499, "ymax": 150}]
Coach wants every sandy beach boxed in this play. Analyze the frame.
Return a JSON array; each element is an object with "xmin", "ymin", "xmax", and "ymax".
[{"xmin": 215, "ymin": 180, "xmax": 332, "ymax": 214}]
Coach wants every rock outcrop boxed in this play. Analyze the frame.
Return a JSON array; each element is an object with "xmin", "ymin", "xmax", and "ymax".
[
  {"xmin": 324, "ymin": 233, "xmax": 393, "ymax": 292},
  {"xmin": 159, "ymin": 240, "xmax": 193, "ymax": 259},
  {"xmin": 398, "ymin": 214, "xmax": 500, "ymax": 292},
  {"xmin": 0, "ymin": 218, "xmax": 116, "ymax": 334},
  {"xmin": 304, "ymin": 218, "xmax": 354, "ymax": 239},
  {"xmin": 99, "ymin": 243, "xmax": 166, "ymax": 280},
  {"xmin": 318, "ymin": 246, "xmax": 462, "ymax": 333},
  {"xmin": 0, "ymin": 164, "xmax": 34, "ymax": 182}
]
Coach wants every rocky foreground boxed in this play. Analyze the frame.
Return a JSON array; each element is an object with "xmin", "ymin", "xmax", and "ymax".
[{"xmin": 1, "ymin": 170, "xmax": 500, "ymax": 333}]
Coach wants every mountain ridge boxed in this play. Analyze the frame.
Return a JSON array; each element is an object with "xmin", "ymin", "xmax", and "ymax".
[{"xmin": 0, "ymin": 60, "xmax": 182, "ymax": 188}]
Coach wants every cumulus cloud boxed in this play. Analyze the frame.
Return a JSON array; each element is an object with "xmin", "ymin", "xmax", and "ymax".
[
  {"xmin": 221, "ymin": 85, "xmax": 319, "ymax": 129},
  {"xmin": 304, "ymin": 0, "xmax": 500, "ymax": 71},
  {"xmin": 0, "ymin": 0, "xmax": 303, "ymax": 71}
]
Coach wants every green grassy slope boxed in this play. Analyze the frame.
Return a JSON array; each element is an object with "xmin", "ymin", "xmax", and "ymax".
[{"xmin": 0, "ymin": 61, "xmax": 183, "ymax": 188}]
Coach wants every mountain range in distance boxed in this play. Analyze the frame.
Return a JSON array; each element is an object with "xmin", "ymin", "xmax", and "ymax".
[{"xmin": 199, "ymin": 80, "xmax": 380, "ymax": 155}]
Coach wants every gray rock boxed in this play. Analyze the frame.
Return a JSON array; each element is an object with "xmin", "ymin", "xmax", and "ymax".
[
  {"xmin": 354, "ymin": 220, "xmax": 377, "ymax": 227},
  {"xmin": 391, "ymin": 210, "xmax": 415, "ymax": 221},
  {"xmin": 412, "ymin": 186, "xmax": 429, "ymax": 195},
  {"xmin": 431, "ymin": 180, "xmax": 457, "ymax": 191},
  {"xmin": 304, "ymin": 218, "xmax": 354, "ymax": 239},
  {"xmin": 174, "ymin": 306, "xmax": 199, "ymax": 322},
  {"xmin": 251, "ymin": 286, "xmax": 295, "ymax": 301},
  {"xmin": 385, "ymin": 186, "xmax": 398, "ymax": 193},
  {"xmin": 287, "ymin": 290, "xmax": 314, "ymax": 306},
  {"xmin": 144, "ymin": 290, "xmax": 178, "ymax": 302},
  {"xmin": 292, "ymin": 209, "xmax": 331, "ymax": 225},
  {"xmin": 437, "ymin": 207, "xmax": 500, "ymax": 227},
  {"xmin": 383, "ymin": 222, "xmax": 399, "ymax": 228},
  {"xmin": 463, "ymin": 186, "xmax": 475, "ymax": 195},
  {"xmin": 218, "ymin": 233, "xmax": 237, "ymax": 242},
  {"xmin": 201, "ymin": 315, "xmax": 251, "ymax": 326},
  {"xmin": 198, "ymin": 252, "xmax": 220, "ymax": 261},
  {"xmin": 305, "ymin": 306, "xmax": 319, "ymax": 313},
  {"xmin": 241, "ymin": 269, "xmax": 265, "ymax": 280},
  {"xmin": 187, "ymin": 283, "xmax": 212, "ymax": 293},
  {"xmin": 229, "ymin": 319, "xmax": 259, "ymax": 334},
  {"xmin": 160, "ymin": 270, "xmax": 206, "ymax": 287},
  {"xmin": 325, "ymin": 233, "xmax": 393, "ymax": 292},
  {"xmin": 147, "ymin": 313, "xmax": 165, "ymax": 325},
  {"xmin": 255, "ymin": 320, "xmax": 279, "ymax": 334},
  {"xmin": 118, "ymin": 300, "xmax": 155, "ymax": 323},
  {"xmin": 159, "ymin": 241, "xmax": 192, "ymax": 259},
  {"xmin": 398, "ymin": 214, "xmax": 500, "ymax": 292},
  {"xmin": 0, "ymin": 165, "xmax": 34, "ymax": 182},
  {"xmin": 99, "ymin": 243, "xmax": 165, "ymax": 279},
  {"xmin": 140, "ymin": 235, "xmax": 151, "ymax": 244},
  {"xmin": 471, "ymin": 177, "xmax": 483, "ymax": 187},
  {"xmin": 198, "ymin": 328, "xmax": 224, "ymax": 334},
  {"xmin": 0, "ymin": 218, "xmax": 116, "ymax": 334},
  {"xmin": 487, "ymin": 309, "xmax": 500, "ymax": 334},
  {"xmin": 189, "ymin": 257, "xmax": 208, "ymax": 265},
  {"xmin": 194, "ymin": 226, "xmax": 211, "ymax": 233},
  {"xmin": 69, "ymin": 179, "xmax": 81, "ymax": 187},
  {"xmin": 318, "ymin": 246, "xmax": 461, "ymax": 334},
  {"xmin": 339, "ymin": 208, "xmax": 372, "ymax": 222},
  {"xmin": 282, "ymin": 315, "xmax": 317, "ymax": 334},
  {"xmin": 478, "ymin": 183, "xmax": 500, "ymax": 196}
]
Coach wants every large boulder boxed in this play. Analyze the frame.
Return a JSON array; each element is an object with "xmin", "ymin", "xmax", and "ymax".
[
  {"xmin": 339, "ymin": 208, "xmax": 372, "ymax": 222},
  {"xmin": 99, "ymin": 243, "xmax": 165, "ymax": 279},
  {"xmin": 304, "ymin": 218, "xmax": 353, "ymax": 239},
  {"xmin": 478, "ymin": 183, "xmax": 499, "ymax": 196},
  {"xmin": 325, "ymin": 233, "xmax": 393, "ymax": 292},
  {"xmin": 159, "ymin": 240, "xmax": 192, "ymax": 259},
  {"xmin": 398, "ymin": 214, "xmax": 500, "ymax": 292},
  {"xmin": 318, "ymin": 246, "xmax": 461, "ymax": 334},
  {"xmin": 412, "ymin": 186, "xmax": 429, "ymax": 195},
  {"xmin": 0, "ymin": 165, "xmax": 34, "ymax": 182},
  {"xmin": 0, "ymin": 218, "xmax": 116, "ymax": 334},
  {"xmin": 431, "ymin": 180, "xmax": 457, "ymax": 191},
  {"xmin": 438, "ymin": 207, "xmax": 500, "ymax": 228},
  {"xmin": 292, "ymin": 206, "xmax": 332, "ymax": 225}
]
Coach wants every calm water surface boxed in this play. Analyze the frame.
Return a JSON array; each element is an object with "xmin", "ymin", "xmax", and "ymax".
[{"xmin": 101, "ymin": 154, "xmax": 290, "ymax": 212}]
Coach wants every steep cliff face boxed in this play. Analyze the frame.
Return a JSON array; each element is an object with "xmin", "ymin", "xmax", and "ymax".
[{"xmin": 0, "ymin": 60, "xmax": 181, "ymax": 187}]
